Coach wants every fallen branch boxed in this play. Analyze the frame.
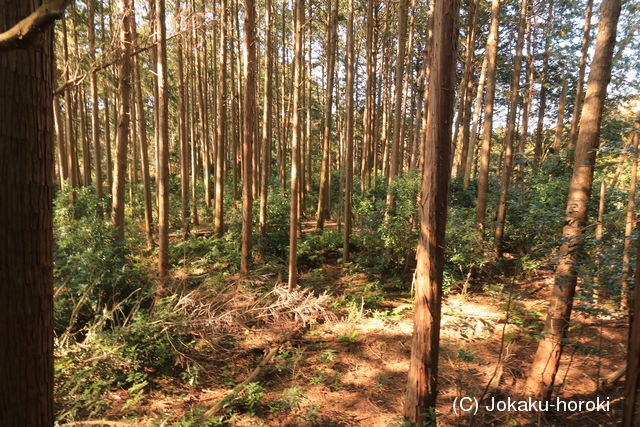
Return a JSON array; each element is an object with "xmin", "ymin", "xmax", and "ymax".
[
  {"xmin": 0, "ymin": 0, "xmax": 71, "ymax": 51},
  {"xmin": 603, "ymin": 362, "xmax": 626, "ymax": 386},
  {"xmin": 203, "ymin": 326, "xmax": 307, "ymax": 418}
]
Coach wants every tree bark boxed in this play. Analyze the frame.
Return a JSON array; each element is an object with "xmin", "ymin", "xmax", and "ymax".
[
  {"xmin": 259, "ymin": 0, "xmax": 272, "ymax": 238},
  {"xmin": 288, "ymin": 0, "xmax": 304, "ymax": 289},
  {"xmin": 567, "ymin": 0, "xmax": 594, "ymax": 154},
  {"xmin": 88, "ymin": 0, "xmax": 102, "ymax": 214},
  {"xmin": 620, "ymin": 124, "xmax": 639, "ymax": 311},
  {"xmin": 214, "ymin": 0, "xmax": 228, "ymax": 237},
  {"xmin": 525, "ymin": 0, "xmax": 621, "ymax": 399},
  {"xmin": 316, "ymin": 0, "xmax": 338, "ymax": 229},
  {"xmin": 111, "ymin": 0, "xmax": 133, "ymax": 239},
  {"xmin": 0, "ymin": 0, "xmax": 57, "ymax": 423},
  {"xmin": 386, "ymin": 0, "xmax": 409, "ymax": 209},
  {"xmin": 156, "ymin": 0, "xmax": 170, "ymax": 293},
  {"xmin": 552, "ymin": 80, "xmax": 568, "ymax": 153},
  {"xmin": 403, "ymin": 0, "xmax": 458, "ymax": 422},
  {"xmin": 343, "ymin": 0, "xmax": 355, "ymax": 263},
  {"xmin": 494, "ymin": 0, "xmax": 527, "ymax": 258},
  {"xmin": 475, "ymin": 0, "xmax": 500, "ymax": 229},
  {"xmin": 240, "ymin": 0, "xmax": 257, "ymax": 274}
]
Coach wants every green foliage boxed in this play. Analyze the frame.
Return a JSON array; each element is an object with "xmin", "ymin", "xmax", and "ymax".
[
  {"xmin": 298, "ymin": 229, "xmax": 343, "ymax": 266},
  {"xmin": 55, "ymin": 300, "xmax": 192, "ymax": 422},
  {"xmin": 54, "ymin": 187, "xmax": 149, "ymax": 334}
]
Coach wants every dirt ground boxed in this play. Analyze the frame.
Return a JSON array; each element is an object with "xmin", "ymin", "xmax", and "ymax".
[{"xmin": 92, "ymin": 262, "xmax": 627, "ymax": 427}]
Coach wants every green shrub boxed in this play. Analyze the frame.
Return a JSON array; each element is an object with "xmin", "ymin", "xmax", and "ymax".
[{"xmin": 54, "ymin": 188, "xmax": 149, "ymax": 334}]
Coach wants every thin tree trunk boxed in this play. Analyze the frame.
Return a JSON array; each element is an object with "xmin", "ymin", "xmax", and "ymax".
[
  {"xmin": 259, "ymin": 0, "xmax": 273, "ymax": 238},
  {"xmin": 552, "ymin": 81, "xmax": 568, "ymax": 153},
  {"xmin": 316, "ymin": 0, "xmax": 338, "ymax": 229},
  {"xmin": 288, "ymin": 0, "xmax": 304, "ymax": 289},
  {"xmin": 88, "ymin": 0, "xmax": 102, "ymax": 214},
  {"xmin": 130, "ymin": 0, "xmax": 154, "ymax": 247},
  {"xmin": 620, "ymin": 125, "xmax": 639, "ymax": 311},
  {"xmin": 386, "ymin": 0, "xmax": 409, "ymax": 209},
  {"xmin": 494, "ymin": 0, "xmax": 527, "ymax": 257},
  {"xmin": 533, "ymin": 2, "xmax": 554, "ymax": 163},
  {"xmin": 214, "ymin": 0, "xmax": 228, "ymax": 237},
  {"xmin": 525, "ymin": 0, "xmax": 621, "ymax": 399},
  {"xmin": 240, "ymin": 0, "xmax": 257, "ymax": 274},
  {"xmin": 475, "ymin": 0, "xmax": 500, "ymax": 229},
  {"xmin": 343, "ymin": 0, "xmax": 355, "ymax": 263},
  {"xmin": 567, "ymin": 0, "xmax": 594, "ymax": 154},
  {"xmin": 156, "ymin": 0, "xmax": 170, "ymax": 293},
  {"xmin": 403, "ymin": 0, "xmax": 458, "ymax": 421},
  {"xmin": 177, "ymin": 1, "xmax": 189, "ymax": 238},
  {"xmin": 111, "ymin": 0, "xmax": 133, "ymax": 238},
  {"xmin": 463, "ymin": 47, "xmax": 487, "ymax": 189}
]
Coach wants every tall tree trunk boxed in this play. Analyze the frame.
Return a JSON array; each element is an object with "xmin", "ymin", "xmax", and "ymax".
[
  {"xmin": 259, "ymin": 0, "xmax": 273, "ymax": 238},
  {"xmin": 62, "ymin": 18, "xmax": 78, "ymax": 192},
  {"xmin": 316, "ymin": 0, "xmax": 338, "ymax": 229},
  {"xmin": 241, "ymin": 0, "xmax": 257, "ymax": 274},
  {"xmin": 516, "ymin": 14, "xmax": 534, "ymax": 183},
  {"xmin": 343, "ymin": 0, "xmax": 355, "ymax": 263},
  {"xmin": 177, "ymin": 1, "xmax": 189, "ymax": 238},
  {"xmin": 475, "ymin": 0, "xmax": 500, "ymax": 229},
  {"xmin": 552, "ymin": 81, "xmax": 568, "ymax": 152},
  {"xmin": 111, "ymin": 0, "xmax": 134, "ymax": 239},
  {"xmin": 624, "ymin": 157, "xmax": 640, "ymax": 425},
  {"xmin": 386, "ymin": 0, "xmax": 409, "ymax": 209},
  {"xmin": 463, "ymin": 48, "xmax": 487, "ymax": 189},
  {"xmin": 567, "ymin": 0, "xmax": 594, "ymax": 154},
  {"xmin": 454, "ymin": 0, "xmax": 479, "ymax": 178},
  {"xmin": 620, "ymin": 125, "xmax": 639, "ymax": 311},
  {"xmin": 524, "ymin": 0, "xmax": 621, "ymax": 399},
  {"xmin": 214, "ymin": 0, "xmax": 228, "ymax": 237},
  {"xmin": 132, "ymin": 0, "xmax": 154, "ymax": 247},
  {"xmin": 403, "ymin": 0, "xmax": 458, "ymax": 422},
  {"xmin": 533, "ymin": 2, "xmax": 554, "ymax": 164},
  {"xmin": 361, "ymin": 0, "xmax": 376, "ymax": 191},
  {"xmin": 88, "ymin": 0, "xmax": 102, "ymax": 214},
  {"xmin": 288, "ymin": 0, "xmax": 304, "ymax": 289},
  {"xmin": 156, "ymin": 0, "xmax": 170, "ymax": 293},
  {"xmin": 0, "ymin": 2, "xmax": 57, "ymax": 423},
  {"xmin": 494, "ymin": 0, "xmax": 527, "ymax": 257}
]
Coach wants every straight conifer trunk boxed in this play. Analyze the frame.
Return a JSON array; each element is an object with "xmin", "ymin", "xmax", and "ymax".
[
  {"xmin": 0, "ymin": 1, "xmax": 59, "ymax": 424},
  {"xmin": 525, "ymin": 0, "xmax": 621, "ymax": 399},
  {"xmin": 475, "ymin": 0, "xmax": 500, "ymax": 229},
  {"xmin": 241, "ymin": 0, "xmax": 257, "ymax": 274},
  {"xmin": 403, "ymin": 0, "xmax": 458, "ymax": 422}
]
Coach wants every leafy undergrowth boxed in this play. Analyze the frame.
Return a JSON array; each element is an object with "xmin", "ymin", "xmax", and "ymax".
[{"xmin": 55, "ymin": 255, "xmax": 628, "ymax": 426}]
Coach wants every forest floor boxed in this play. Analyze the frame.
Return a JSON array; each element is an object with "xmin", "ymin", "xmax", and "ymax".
[{"xmin": 91, "ymin": 223, "xmax": 629, "ymax": 427}]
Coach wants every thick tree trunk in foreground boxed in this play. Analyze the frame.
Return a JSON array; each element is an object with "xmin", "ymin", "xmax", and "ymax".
[
  {"xmin": 525, "ymin": 0, "xmax": 621, "ymax": 399},
  {"xmin": 403, "ymin": 0, "xmax": 458, "ymax": 422},
  {"xmin": 240, "ymin": 0, "xmax": 257, "ymax": 274},
  {"xmin": 0, "ymin": 1, "xmax": 56, "ymax": 424},
  {"xmin": 475, "ymin": 0, "xmax": 500, "ymax": 229}
]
